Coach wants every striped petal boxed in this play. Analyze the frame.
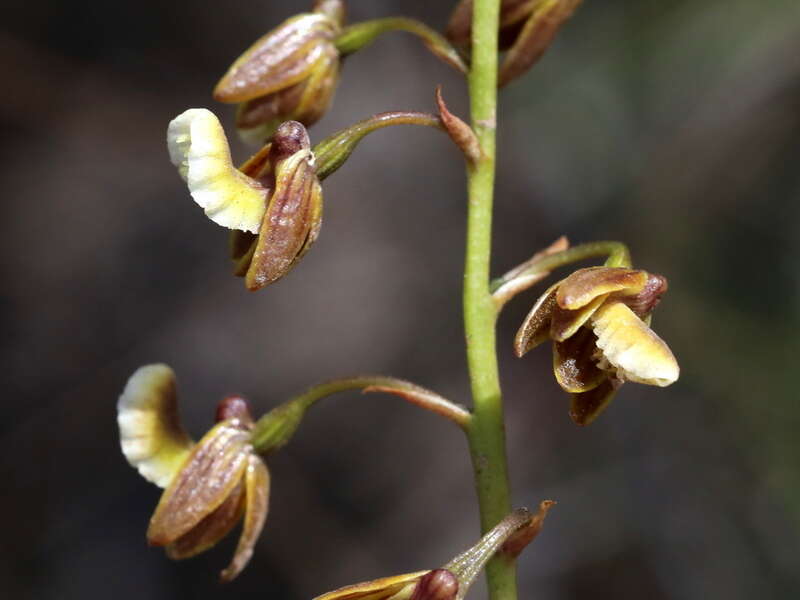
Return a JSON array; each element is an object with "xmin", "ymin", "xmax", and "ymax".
[
  {"xmin": 117, "ymin": 364, "xmax": 193, "ymax": 488},
  {"xmin": 167, "ymin": 108, "xmax": 268, "ymax": 233},
  {"xmin": 591, "ymin": 302, "xmax": 679, "ymax": 386}
]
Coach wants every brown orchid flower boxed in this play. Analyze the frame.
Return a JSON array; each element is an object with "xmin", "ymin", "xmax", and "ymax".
[
  {"xmin": 514, "ymin": 267, "xmax": 680, "ymax": 425},
  {"xmin": 118, "ymin": 365, "xmax": 269, "ymax": 581}
]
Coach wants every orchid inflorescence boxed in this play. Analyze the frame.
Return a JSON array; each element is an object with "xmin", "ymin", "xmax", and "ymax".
[{"xmin": 119, "ymin": 2, "xmax": 679, "ymax": 597}]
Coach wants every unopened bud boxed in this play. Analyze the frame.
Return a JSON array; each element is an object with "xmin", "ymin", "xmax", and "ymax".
[{"xmin": 214, "ymin": 2, "xmax": 344, "ymax": 143}]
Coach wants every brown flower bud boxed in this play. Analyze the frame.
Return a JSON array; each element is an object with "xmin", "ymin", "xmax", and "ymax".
[
  {"xmin": 214, "ymin": 1, "xmax": 344, "ymax": 143},
  {"xmin": 446, "ymin": 0, "xmax": 583, "ymax": 87}
]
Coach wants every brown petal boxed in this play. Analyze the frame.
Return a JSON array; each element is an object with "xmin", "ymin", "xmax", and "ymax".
[
  {"xmin": 498, "ymin": 0, "xmax": 583, "ymax": 87},
  {"xmin": 569, "ymin": 378, "xmax": 621, "ymax": 426},
  {"xmin": 556, "ymin": 267, "xmax": 648, "ymax": 310},
  {"xmin": 165, "ymin": 481, "xmax": 245, "ymax": 560},
  {"xmin": 552, "ymin": 327, "xmax": 606, "ymax": 393},
  {"xmin": 220, "ymin": 455, "xmax": 270, "ymax": 582},
  {"xmin": 514, "ymin": 281, "xmax": 560, "ymax": 356},
  {"xmin": 214, "ymin": 13, "xmax": 338, "ymax": 103},
  {"xmin": 147, "ymin": 423, "xmax": 250, "ymax": 546},
  {"xmin": 549, "ymin": 293, "xmax": 608, "ymax": 342}
]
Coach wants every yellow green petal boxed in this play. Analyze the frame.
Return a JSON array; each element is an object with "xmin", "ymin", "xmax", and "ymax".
[
  {"xmin": 591, "ymin": 301, "xmax": 679, "ymax": 386},
  {"xmin": 117, "ymin": 364, "xmax": 193, "ymax": 488},
  {"xmin": 167, "ymin": 108, "xmax": 268, "ymax": 233},
  {"xmin": 549, "ymin": 293, "xmax": 608, "ymax": 342},
  {"xmin": 313, "ymin": 572, "xmax": 429, "ymax": 600}
]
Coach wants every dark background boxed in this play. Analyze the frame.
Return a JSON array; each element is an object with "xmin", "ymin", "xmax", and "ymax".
[{"xmin": 2, "ymin": 1, "xmax": 799, "ymax": 598}]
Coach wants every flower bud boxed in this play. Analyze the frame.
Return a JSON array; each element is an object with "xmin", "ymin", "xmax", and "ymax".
[
  {"xmin": 446, "ymin": 0, "xmax": 583, "ymax": 87},
  {"xmin": 214, "ymin": 1, "xmax": 344, "ymax": 143}
]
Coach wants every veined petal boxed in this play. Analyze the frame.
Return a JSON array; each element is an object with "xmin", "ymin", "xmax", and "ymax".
[
  {"xmin": 166, "ymin": 481, "xmax": 245, "ymax": 560},
  {"xmin": 313, "ymin": 571, "xmax": 429, "ymax": 600},
  {"xmin": 549, "ymin": 293, "xmax": 608, "ymax": 342},
  {"xmin": 117, "ymin": 364, "xmax": 193, "ymax": 488},
  {"xmin": 552, "ymin": 327, "xmax": 606, "ymax": 393},
  {"xmin": 556, "ymin": 267, "xmax": 648, "ymax": 310},
  {"xmin": 147, "ymin": 422, "xmax": 250, "ymax": 546},
  {"xmin": 569, "ymin": 378, "xmax": 621, "ymax": 426},
  {"xmin": 167, "ymin": 108, "xmax": 268, "ymax": 233},
  {"xmin": 591, "ymin": 302, "xmax": 679, "ymax": 386},
  {"xmin": 514, "ymin": 281, "xmax": 560, "ymax": 356},
  {"xmin": 213, "ymin": 13, "xmax": 338, "ymax": 103},
  {"xmin": 220, "ymin": 455, "xmax": 270, "ymax": 582}
]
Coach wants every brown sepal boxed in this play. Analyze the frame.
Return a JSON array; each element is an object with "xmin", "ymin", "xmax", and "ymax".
[
  {"xmin": 569, "ymin": 377, "xmax": 622, "ymax": 426},
  {"xmin": 499, "ymin": 0, "xmax": 583, "ymax": 88},
  {"xmin": 147, "ymin": 423, "xmax": 250, "ymax": 546}
]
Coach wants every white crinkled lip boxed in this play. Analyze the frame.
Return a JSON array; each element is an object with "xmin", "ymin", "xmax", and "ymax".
[{"xmin": 167, "ymin": 108, "xmax": 268, "ymax": 234}]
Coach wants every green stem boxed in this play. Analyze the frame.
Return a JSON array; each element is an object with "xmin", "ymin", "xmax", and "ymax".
[
  {"xmin": 313, "ymin": 111, "xmax": 443, "ymax": 180},
  {"xmin": 463, "ymin": 2, "xmax": 515, "ymax": 600},
  {"xmin": 335, "ymin": 17, "xmax": 468, "ymax": 73},
  {"xmin": 250, "ymin": 376, "xmax": 469, "ymax": 454},
  {"xmin": 490, "ymin": 241, "xmax": 632, "ymax": 309}
]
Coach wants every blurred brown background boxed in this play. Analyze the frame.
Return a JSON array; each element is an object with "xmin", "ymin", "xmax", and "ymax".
[{"xmin": 2, "ymin": 1, "xmax": 799, "ymax": 598}]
